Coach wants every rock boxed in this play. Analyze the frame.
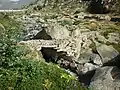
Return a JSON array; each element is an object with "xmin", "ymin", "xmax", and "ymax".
[
  {"xmin": 82, "ymin": 63, "xmax": 99, "ymax": 74},
  {"xmin": 90, "ymin": 54, "xmax": 102, "ymax": 66},
  {"xmin": 58, "ymin": 59, "xmax": 70, "ymax": 69},
  {"xmin": 88, "ymin": 22, "xmax": 98, "ymax": 30},
  {"xmin": 76, "ymin": 64, "xmax": 84, "ymax": 75},
  {"xmin": 78, "ymin": 49, "xmax": 93, "ymax": 63},
  {"xmin": 19, "ymin": 38, "xmax": 81, "ymax": 62},
  {"xmin": 96, "ymin": 44, "xmax": 119, "ymax": 65},
  {"xmin": 58, "ymin": 17, "xmax": 74, "ymax": 26},
  {"xmin": 90, "ymin": 67, "xmax": 120, "ymax": 90},
  {"xmin": 70, "ymin": 62, "xmax": 77, "ymax": 71},
  {"xmin": 72, "ymin": 28, "xmax": 81, "ymax": 38},
  {"xmin": 47, "ymin": 23, "xmax": 70, "ymax": 39},
  {"xmin": 77, "ymin": 12, "xmax": 86, "ymax": 19},
  {"xmin": 26, "ymin": 25, "xmax": 52, "ymax": 40},
  {"xmin": 107, "ymin": 33, "xmax": 120, "ymax": 44},
  {"xmin": 81, "ymin": 39, "xmax": 92, "ymax": 50},
  {"xmin": 81, "ymin": 31, "xmax": 97, "ymax": 40},
  {"xmin": 30, "ymin": 13, "xmax": 41, "ymax": 18},
  {"xmin": 76, "ymin": 63, "xmax": 99, "ymax": 75},
  {"xmin": 111, "ymin": 67, "xmax": 120, "ymax": 80},
  {"xmin": 24, "ymin": 30, "xmax": 40, "ymax": 40},
  {"xmin": 18, "ymin": 15, "xmax": 47, "ymax": 40},
  {"xmin": 56, "ymin": 38, "xmax": 82, "ymax": 60},
  {"xmin": 96, "ymin": 33, "xmax": 108, "ymax": 43},
  {"xmin": 104, "ymin": 15, "xmax": 111, "ymax": 21}
]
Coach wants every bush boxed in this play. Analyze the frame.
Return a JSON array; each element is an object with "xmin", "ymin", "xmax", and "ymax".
[
  {"xmin": 0, "ymin": 14, "xmax": 23, "ymax": 69},
  {"xmin": 0, "ymin": 60, "xmax": 87, "ymax": 90}
]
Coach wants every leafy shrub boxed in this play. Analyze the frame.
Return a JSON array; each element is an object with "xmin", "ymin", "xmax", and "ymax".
[
  {"xmin": 0, "ymin": 14, "xmax": 23, "ymax": 69},
  {"xmin": 0, "ymin": 59, "xmax": 86, "ymax": 90}
]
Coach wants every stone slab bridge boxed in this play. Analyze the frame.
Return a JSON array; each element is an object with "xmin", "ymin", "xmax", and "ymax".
[{"xmin": 19, "ymin": 39, "xmax": 82, "ymax": 61}]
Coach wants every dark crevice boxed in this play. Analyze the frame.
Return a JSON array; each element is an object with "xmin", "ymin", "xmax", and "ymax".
[
  {"xmin": 103, "ymin": 54, "xmax": 120, "ymax": 67},
  {"xmin": 41, "ymin": 47, "xmax": 58, "ymax": 63},
  {"xmin": 87, "ymin": 0, "xmax": 110, "ymax": 14},
  {"xmin": 111, "ymin": 67, "xmax": 120, "ymax": 80},
  {"xmin": 110, "ymin": 17, "xmax": 120, "ymax": 22},
  {"xmin": 33, "ymin": 29, "xmax": 52, "ymax": 40},
  {"xmin": 78, "ymin": 70, "xmax": 96, "ymax": 86}
]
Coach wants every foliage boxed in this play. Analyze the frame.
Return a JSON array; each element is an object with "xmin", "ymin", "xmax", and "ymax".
[
  {"xmin": 0, "ymin": 13, "xmax": 23, "ymax": 40},
  {"xmin": 60, "ymin": 73, "xmax": 75, "ymax": 83},
  {"xmin": 0, "ymin": 14, "xmax": 23, "ymax": 69},
  {"xmin": 0, "ymin": 59, "xmax": 86, "ymax": 90},
  {"xmin": 43, "ymin": 79, "xmax": 52, "ymax": 90},
  {"xmin": 113, "ymin": 0, "xmax": 120, "ymax": 14}
]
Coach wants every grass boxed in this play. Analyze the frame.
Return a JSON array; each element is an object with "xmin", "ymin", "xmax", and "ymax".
[
  {"xmin": 98, "ymin": 22, "xmax": 120, "ymax": 53},
  {"xmin": 100, "ymin": 22, "xmax": 120, "ymax": 38},
  {"xmin": 0, "ymin": 13, "xmax": 23, "ymax": 41}
]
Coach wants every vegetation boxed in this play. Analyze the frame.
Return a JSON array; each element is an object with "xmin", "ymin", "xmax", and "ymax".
[
  {"xmin": 0, "ymin": 14, "xmax": 86, "ymax": 90},
  {"xmin": 112, "ymin": 0, "xmax": 120, "ymax": 14}
]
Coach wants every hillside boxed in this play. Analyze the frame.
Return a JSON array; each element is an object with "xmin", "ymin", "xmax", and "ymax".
[{"xmin": 0, "ymin": 0, "xmax": 120, "ymax": 90}]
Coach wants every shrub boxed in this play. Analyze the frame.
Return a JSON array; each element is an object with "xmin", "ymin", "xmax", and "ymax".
[{"xmin": 0, "ymin": 59, "xmax": 86, "ymax": 90}]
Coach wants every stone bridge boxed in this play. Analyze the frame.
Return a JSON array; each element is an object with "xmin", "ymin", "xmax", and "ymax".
[{"xmin": 19, "ymin": 39, "xmax": 82, "ymax": 60}]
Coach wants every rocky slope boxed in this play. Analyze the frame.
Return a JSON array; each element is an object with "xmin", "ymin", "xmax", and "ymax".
[{"xmin": 10, "ymin": 0, "xmax": 120, "ymax": 89}]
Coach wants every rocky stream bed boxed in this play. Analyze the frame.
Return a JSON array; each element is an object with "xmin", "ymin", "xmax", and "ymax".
[{"xmin": 15, "ymin": 11, "xmax": 120, "ymax": 90}]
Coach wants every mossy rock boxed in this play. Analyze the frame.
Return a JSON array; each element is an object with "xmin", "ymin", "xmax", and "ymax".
[
  {"xmin": 100, "ymin": 22, "xmax": 120, "ymax": 38},
  {"xmin": 106, "ymin": 41, "xmax": 120, "ymax": 53}
]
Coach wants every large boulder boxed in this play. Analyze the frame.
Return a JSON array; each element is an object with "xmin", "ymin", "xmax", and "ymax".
[
  {"xmin": 90, "ymin": 54, "xmax": 103, "ymax": 66},
  {"xmin": 96, "ymin": 44, "xmax": 119, "ymax": 65},
  {"xmin": 47, "ymin": 23, "xmax": 70, "ymax": 39},
  {"xmin": 81, "ymin": 63, "xmax": 99, "ymax": 74},
  {"xmin": 77, "ymin": 48, "xmax": 103, "ymax": 65},
  {"xmin": 90, "ymin": 66, "xmax": 120, "ymax": 90},
  {"xmin": 78, "ymin": 49, "xmax": 93, "ymax": 63}
]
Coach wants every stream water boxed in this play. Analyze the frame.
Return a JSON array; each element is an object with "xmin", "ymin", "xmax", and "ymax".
[{"xmin": 0, "ymin": 0, "xmax": 36, "ymax": 10}]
